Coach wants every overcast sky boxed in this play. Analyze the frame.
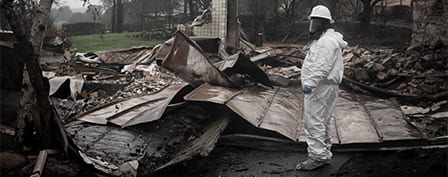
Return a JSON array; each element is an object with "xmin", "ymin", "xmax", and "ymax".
[{"xmin": 57, "ymin": 0, "xmax": 102, "ymax": 12}]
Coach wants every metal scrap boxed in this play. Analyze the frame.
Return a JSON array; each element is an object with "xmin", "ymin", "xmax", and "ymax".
[
  {"xmin": 184, "ymin": 83, "xmax": 423, "ymax": 144},
  {"xmin": 48, "ymin": 75, "xmax": 84, "ymax": 100},
  {"xmin": 162, "ymin": 31, "xmax": 273, "ymax": 88},
  {"xmin": 30, "ymin": 150, "xmax": 49, "ymax": 177},
  {"xmin": 77, "ymin": 83, "xmax": 190, "ymax": 127},
  {"xmin": 161, "ymin": 31, "xmax": 237, "ymax": 88},
  {"xmin": 214, "ymin": 53, "xmax": 273, "ymax": 88}
]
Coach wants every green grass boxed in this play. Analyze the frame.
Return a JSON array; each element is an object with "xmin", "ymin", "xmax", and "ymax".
[{"xmin": 69, "ymin": 32, "xmax": 162, "ymax": 52}]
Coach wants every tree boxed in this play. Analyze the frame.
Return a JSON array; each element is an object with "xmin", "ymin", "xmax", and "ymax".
[
  {"xmin": 249, "ymin": 0, "xmax": 277, "ymax": 16},
  {"xmin": 51, "ymin": 5, "xmax": 73, "ymax": 22},
  {"xmin": 360, "ymin": 0, "xmax": 382, "ymax": 33},
  {"xmin": 184, "ymin": 0, "xmax": 188, "ymax": 22},
  {"xmin": 3, "ymin": 0, "xmax": 65, "ymax": 149},
  {"xmin": 185, "ymin": 0, "xmax": 211, "ymax": 19},
  {"xmin": 280, "ymin": 0, "xmax": 297, "ymax": 24},
  {"xmin": 101, "ymin": 0, "xmax": 114, "ymax": 8},
  {"xmin": 163, "ymin": 0, "xmax": 180, "ymax": 29},
  {"xmin": 125, "ymin": 0, "xmax": 180, "ymax": 30},
  {"xmin": 195, "ymin": 0, "xmax": 211, "ymax": 10},
  {"xmin": 189, "ymin": 0, "xmax": 194, "ymax": 19},
  {"xmin": 68, "ymin": 12, "xmax": 96, "ymax": 23},
  {"xmin": 110, "ymin": 0, "xmax": 124, "ymax": 32}
]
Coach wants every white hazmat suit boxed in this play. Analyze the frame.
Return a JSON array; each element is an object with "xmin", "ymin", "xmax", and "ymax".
[{"xmin": 301, "ymin": 28, "xmax": 347, "ymax": 161}]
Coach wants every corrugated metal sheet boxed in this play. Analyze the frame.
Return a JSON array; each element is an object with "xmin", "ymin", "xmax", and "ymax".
[
  {"xmin": 335, "ymin": 92, "xmax": 382, "ymax": 144},
  {"xmin": 162, "ymin": 31, "xmax": 273, "ymax": 88},
  {"xmin": 184, "ymin": 83, "xmax": 424, "ymax": 144},
  {"xmin": 162, "ymin": 31, "xmax": 236, "ymax": 88},
  {"xmin": 77, "ymin": 83, "xmax": 190, "ymax": 127},
  {"xmin": 214, "ymin": 53, "xmax": 273, "ymax": 88},
  {"xmin": 185, "ymin": 83, "xmax": 303, "ymax": 141}
]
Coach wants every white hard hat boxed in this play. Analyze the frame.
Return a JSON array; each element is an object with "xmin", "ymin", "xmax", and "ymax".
[{"xmin": 308, "ymin": 5, "xmax": 334, "ymax": 24}]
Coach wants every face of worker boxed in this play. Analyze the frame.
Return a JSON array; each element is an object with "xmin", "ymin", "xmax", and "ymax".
[{"xmin": 309, "ymin": 17, "xmax": 328, "ymax": 34}]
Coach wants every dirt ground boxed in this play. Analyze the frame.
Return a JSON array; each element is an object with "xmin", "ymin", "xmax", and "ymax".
[
  {"xmin": 336, "ymin": 148, "xmax": 448, "ymax": 177},
  {"xmin": 155, "ymin": 146, "xmax": 448, "ymax": 177}
]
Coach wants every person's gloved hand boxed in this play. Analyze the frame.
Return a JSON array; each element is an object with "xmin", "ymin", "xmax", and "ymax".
[{"xmin": 303, "ymin": 85, "xmax": 312, "ymax": 94}]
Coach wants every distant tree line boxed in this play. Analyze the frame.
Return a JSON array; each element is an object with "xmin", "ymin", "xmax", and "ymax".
[{"xmin": 47, "ymin": 0, "xmax": 402, "ymax": 34}]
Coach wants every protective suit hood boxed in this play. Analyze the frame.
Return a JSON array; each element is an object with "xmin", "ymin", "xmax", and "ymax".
[{"xmin": 323, "ymin": 29, "xmax": 347, "ymax": 49}]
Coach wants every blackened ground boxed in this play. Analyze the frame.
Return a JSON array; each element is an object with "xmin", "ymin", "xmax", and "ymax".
[
  {"xmin": 135, "ymin": 103, "xmax": 215, "ymax": 175},
  {"xmin": 60, "ymin": 103, "xmax": 215, "ymax": 177},
  {"xmin": 336, "ymin": 148, "xmax": 448, "ymax": 177},
  {"xmin": 156, "ymin": 147, "xmax": 448, "ymax": 177}
]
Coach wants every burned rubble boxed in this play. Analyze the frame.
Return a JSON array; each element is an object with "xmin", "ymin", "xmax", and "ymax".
[
  {"xmin": 1, "ymin": 27, "xmax": 446, "ymax": 176},
  {"xmin": 2, "ymin": 0, "xmax": 447, "ymax": 177},
  {"xmin": 343, "ymin": 46, "xmax": 448, "ymax": 97},
  {"xmin": 13, "ymin": 29, "xmax": 441, "ymax": 177}
]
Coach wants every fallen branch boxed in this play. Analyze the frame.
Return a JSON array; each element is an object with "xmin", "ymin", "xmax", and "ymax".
[
  {"xmin": 342, "ymin": 77, "xmax": 448, "ymax": 103},
  {"xmin": 342, "ymin": 77, "xmax": 414, "ymax": 98}
]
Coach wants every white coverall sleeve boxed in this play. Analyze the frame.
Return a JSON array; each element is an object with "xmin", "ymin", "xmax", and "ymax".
[{"xmin": 302, "ymin": 38, "xmax": 338, "ymax": 88}]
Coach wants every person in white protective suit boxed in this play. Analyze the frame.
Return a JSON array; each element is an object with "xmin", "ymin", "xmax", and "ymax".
[{"xmin": 296, "ymin": 5, "xmax": 348, "ymax": 171}]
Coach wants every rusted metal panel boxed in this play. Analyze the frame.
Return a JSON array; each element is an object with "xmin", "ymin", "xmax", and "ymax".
[
  {"xmin": 334, "ymin": 92, "xmax": 381, "ymax": 144},
  {"xmin": 226, "ymin": 87, "xmax": 277, "ymax": 126},
  {"xmin": 96, "ymin": 46, "xmax": 153, "ymax": 64},
  {"xmin": 158, "ymin": 32, "xmax": 271, "ymax": 88},
  {"xmin": 184, "ymin": 84, "xmax": 424, "ymax": 144},
  {"xmin": 109, "ymin": 97, "xmax": 170, "ymax": 127},
  {"xmin": 189, "ymin": 37, "xmax": 220, "ymax": 54},
  {"xmin": 214, "ymin": 53, "xmax": 273, "ymax": 88},
  {"xmin": 184, "ymin": 84, "xmax": 240, "ymax": 104},
  {"xmin": 252, "ymin": 87, "xmax": 303, "ymax": 141},
  {"xmin": 363, "ymin": 99, "xmax": 423, "ymax": 141},
  {"xmin": 185, "ymin": 84, "xmax": 303, "ymax": 141},
  {"xmin": 77, "ymin": 95, "xmax": 163, "ymax": 125},
  {"xmin": 162, "ymin": 31, "xmax": 236, "ymax": 88},
  {"xmin": 77, "ymin": 83, "xmax": 189, "ymax": 126}
]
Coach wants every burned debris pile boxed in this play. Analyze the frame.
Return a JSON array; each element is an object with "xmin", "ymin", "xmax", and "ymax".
[
  {"xmin": 2, "ymin": 29, "xmax": 447, "ymax": 177},
  {"xmin": 343, "ymin": 46, "xmax": 448, "ymax": 98},
  {"xmin": 89, "ymin": 65, "xmax": 178, "ymax": 107}
]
